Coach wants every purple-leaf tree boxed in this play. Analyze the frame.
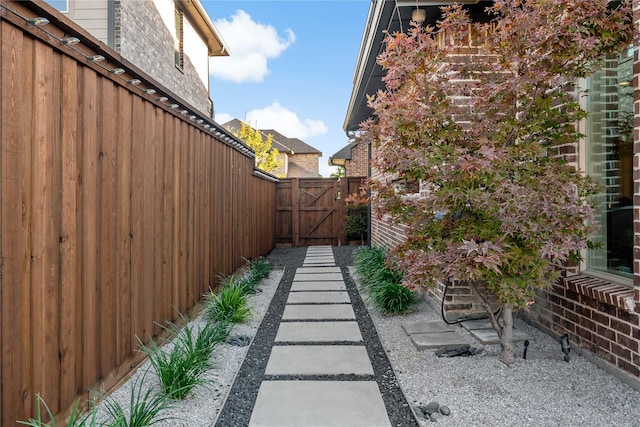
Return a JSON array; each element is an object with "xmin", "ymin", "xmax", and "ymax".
[{"xmin": 361, "ymin": 0, "xmax": 632, "ymax": 364}]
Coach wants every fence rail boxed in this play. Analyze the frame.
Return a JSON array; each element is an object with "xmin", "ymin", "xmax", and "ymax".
[{"xmin": 0, "ymin": 1, "xmax": 276, "ymax": 424}]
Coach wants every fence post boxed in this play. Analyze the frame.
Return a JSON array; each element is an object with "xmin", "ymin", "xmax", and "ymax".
[{"xmin": 292, "ymin": 178, "xmax": 300, "ymax": 246}]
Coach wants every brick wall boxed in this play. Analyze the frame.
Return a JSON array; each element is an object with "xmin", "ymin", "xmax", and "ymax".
[
  {"xmin": 287, "ymin": 153, "xmax": 320, "ymax": 177},
  {"xmin": 345, "ymin": 142, "xmax": 369, "ymax": 177}
]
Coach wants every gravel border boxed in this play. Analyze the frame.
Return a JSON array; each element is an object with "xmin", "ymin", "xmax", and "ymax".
[{"xmin": 90, "ymin": 266, "xmax": 285, "ymax": 426}]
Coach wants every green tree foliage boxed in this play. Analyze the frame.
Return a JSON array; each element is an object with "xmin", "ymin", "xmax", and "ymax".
[
  {"xmin": 361, "ymin": 0, "xmax": 632, "ymax": 364},
  {"xmin": 235, "ymin": 122, "xmax": 283, "ymax": 174}
]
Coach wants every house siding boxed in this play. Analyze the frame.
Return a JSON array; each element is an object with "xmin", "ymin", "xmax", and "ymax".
[
  {"xmin": 63, "ymin": 0, "xmax": 213, "ymax": 117},
  {"xmin": 119, "ymin": 0, "xmax": 212, "ymax": 116}
]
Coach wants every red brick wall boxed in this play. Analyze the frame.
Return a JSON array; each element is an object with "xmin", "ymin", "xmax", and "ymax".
[{"xmin": 345, "ymin": 142, "xmax": 369, "ymax": 177}]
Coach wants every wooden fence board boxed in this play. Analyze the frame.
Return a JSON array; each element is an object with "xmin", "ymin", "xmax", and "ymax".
[
  {"xmin": 81, "ymin": 64, "xmax": 100, "ymax": 389},
  {"xmin": 115, "ymin": 87, "xmax": 133, "ymax": 365},
  {"xmin": 1, "ymin": 23, "xmax": 31, "ymax": 426},
  {"xmin": 99, "ymin": 77, "xmax": 118, "ymax": 379},
  {"xmin": 59, "ymin": 54, "xmax": 80, "ymax": 407}
]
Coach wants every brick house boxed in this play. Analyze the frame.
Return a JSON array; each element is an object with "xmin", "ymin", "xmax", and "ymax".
[
  {"xmin": 51, "ymin": 0, "xmax": 228, "ymax": 117},
  {"xmin": 224, "ymin": 119, "xmax": 322, "ymax": 178},
  {"xmin": 329, "ymin": 141, "xmax": 368, "ymax": 177},
  {"xmin": 344, "ymin": 0, "xmax": 640, "ymax": 389}
]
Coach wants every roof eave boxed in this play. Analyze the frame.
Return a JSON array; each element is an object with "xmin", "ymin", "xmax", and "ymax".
[{"xmin": 178, "ymin": 0, "xmax": 230, "ymax": 57}]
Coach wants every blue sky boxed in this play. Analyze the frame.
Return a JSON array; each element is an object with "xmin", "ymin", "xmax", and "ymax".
[{"xmin": 202, "ymin": 1, "xmax": 371, "ymax": 176}]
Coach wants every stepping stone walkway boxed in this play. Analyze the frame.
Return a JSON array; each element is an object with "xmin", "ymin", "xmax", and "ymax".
[{"xmin": 249, "ymin": 245, "xmax": 392, "ymax": 427}]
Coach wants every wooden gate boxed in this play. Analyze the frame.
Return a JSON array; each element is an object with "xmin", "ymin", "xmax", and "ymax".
[{"xmin": 276, "ymin": 177, "xmax": 365, "ymax": 247}]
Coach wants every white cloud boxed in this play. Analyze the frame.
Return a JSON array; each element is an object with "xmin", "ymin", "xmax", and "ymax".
[
  {"xmin": 244, "ymin": 102, "xmax": 328, "ymax": 139},
  {"xmin": 210, "ymin": 10, "xmax": 295, "ymax": 83},
  {"xmin": 214, "ymin": 112, "xmax": 233, "ymax": 125}
]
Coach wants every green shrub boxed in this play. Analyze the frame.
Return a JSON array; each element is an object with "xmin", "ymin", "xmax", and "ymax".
[
  {"xmin": 354, "ymin": 245, "xmax": 416, "ymax": 314},
  {"xmin": 139, "ymin": 319, "xmax": 227, "ymax": 400},
  {"xmin": 204, "ymin": 284, "xmax": 251, "ymax": 323}
]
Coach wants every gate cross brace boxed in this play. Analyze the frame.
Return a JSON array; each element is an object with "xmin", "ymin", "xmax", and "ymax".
[{"xmin": 306, "ymin": 208, "xmax": 336, "ymax": 235}]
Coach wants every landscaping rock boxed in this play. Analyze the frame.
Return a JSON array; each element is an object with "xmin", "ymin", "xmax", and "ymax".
[
  {"xmin": 430, "ymin": 412, "xmax": 442, "ymax": 423},
  {"xmin": 225, "ymin": 335, "xmax": 251, "ymax": 346},
  {"xmin": 423, "ymin": 401, "xmax": 440, "ymax": 415},
  {"xmin": 440, "ymin": 405, "xmax": 451, "ymax": 416}
]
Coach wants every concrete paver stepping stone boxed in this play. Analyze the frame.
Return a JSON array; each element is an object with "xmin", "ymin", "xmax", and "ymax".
[
  {"xmin": 275, "ymin": 321, "xmax": 362, "ymax": 342},
  {"xmin": 287, "ymin": 291, "xmax": 350, "ymax": 304},
  {"xmin": 409, "ymin": 331, "xmax": 469, "ymax": 351},
  {"xmin": 303, "ymin": 258, "xmax": 336, "ymax": 264},
  {"xmin": 303, "ymin": 263, "xmax": 335, "ymax": 267},
  {"xmin": 402, "ymin": 319, "xmax": 454, "ymax": 335},
  {"xmin": 294, "ymin": 272, "xmax": 344, "ymax": 282},
  {"xmin": 296, "ymin": 267, "xmax": 341, "ymax": 273},
  {"xmin": 290, "ymin": 281, "xmax": 346, "ymax": 291},
  {"xmin": 461, "ymin": 319, "xmax": 494, "ymax": 330},
  {"xmin": 470, "ymin": 328, "xmax": 532, "ymax": 344},
  {"xmin": 249, "ymin": 381, "xmax": 391, "ymax": 427},
  {"xmin": 265, "ymin": 345, "xmax": 373, "ymax": 376},
  {"xmin": 282, "ymin": 304, "xmax": 355, "ymax": 320}
]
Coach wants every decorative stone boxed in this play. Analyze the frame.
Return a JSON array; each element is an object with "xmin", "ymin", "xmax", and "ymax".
[
  {"xmin": 226, "ymin": 335, "xmax": 251, "ymax": 346},
  {"xmin": 439, "ymin": 405, "xmax": 451, "ymax": 416},
  {"xmin": 430, "ymin": 412, "xmax": 441, "ymax": 422},
  {"xmin": 423, "ymin": 401, "xmax": 440, "ymax": 415}
]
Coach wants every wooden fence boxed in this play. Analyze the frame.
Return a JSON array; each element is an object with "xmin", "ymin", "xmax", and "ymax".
[
  {"xmin": 276, "ymin": 177, "xmax": 366, "ymax": 246},
  {"xmin": 0, "ymin": 1, "xmax": 276, "ymax": 424}
]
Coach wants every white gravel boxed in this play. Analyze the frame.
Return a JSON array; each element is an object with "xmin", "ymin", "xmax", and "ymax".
[
  {"xmin": 91, "ymin": 268, "xmax": 284, "ymax": 427},
  {"xmin": 351, "ymin": 265, "xmax": 640, "ymax": 427}
]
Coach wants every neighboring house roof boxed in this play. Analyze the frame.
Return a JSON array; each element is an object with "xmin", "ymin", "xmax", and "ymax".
[
  {"xmin": 261, "ymin": 129, "xmax": 322, "ymax": 156},
  {"xmin": 329, "ymin": 142, "xmax": 357, "ymax": 166},
  {"xmin": 223, "ymin": 119, "xmax": 322, "ymax": 156},
  {"xmin": 177, "ymin": 0, "xmax": 229, "ymax": 57},
  {"xmin": 343, "ymin": 0, "xmax": 489, "ymax": 132}
]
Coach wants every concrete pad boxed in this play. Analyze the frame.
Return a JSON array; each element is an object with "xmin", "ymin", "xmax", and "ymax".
[
  {"xmin": 265, "ymin": 345, "xmax": 373, "ymax": 376},
  {"xmin": 294, "ymin": 272, "xmax": 343, "ymax": 282},
  {"xmin": 402, "ymin": 319, "xmax": 454, "ymax": 335},
  {"xmin": 290, "ymin": 281, "xmax": 346, "ymax": 291},
  {"xmin": 461, "ymin": 319, "xmax": 494, "ymax": 330},
  {"xmin": 282, "ymin": 304, "xmax": 355, "ymax": 320},
  {"xmin": 296, "ymin": 267, "xmax": 341, "ymax": 274},
  {"xmin": 409, "ymin": 331, "xmax": 469, "ymax": 351},
  {"xmin": 249, "ymin": 381, "xmax": 391, "ymax": 427},
  {"xmin": 275, "ymin": 321, "xmax": 362, "ymax": 342},
  {"xmin": 287, "ymin": 291, "xmax": 350, "ymax": 304},
  {"xmin": 470, "ymin": 328, "xmax": 532, "ymax": 344}
]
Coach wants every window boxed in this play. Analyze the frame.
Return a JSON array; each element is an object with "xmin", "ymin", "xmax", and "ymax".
[
  {"xmin": 587, "ymin": 50, "xmax": 634, "ymax": 278},
  {"xmin": 47, "ymin": 0, "xmax": 68, "ymax": 12},
  {"xmin": 174, "ymin": 9, "xmax": 184, "ymax": 70}
]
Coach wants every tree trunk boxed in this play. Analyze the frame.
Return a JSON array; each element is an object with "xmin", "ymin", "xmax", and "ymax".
[{"xmin": 499, "ymin": 305, "xmax": 515, "ymax": 365}]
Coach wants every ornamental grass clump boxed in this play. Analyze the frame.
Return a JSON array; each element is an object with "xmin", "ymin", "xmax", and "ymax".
[
  {"xmin": 18, "ymin": 394, "xmax": 99, "ymax": 427},
  {"xmin": 204, "ymin": 284, "xmax": 252, "ymax": 323},
  {"xmin": 99, "ymin": 372, "xmax": 176, "ymax": 426},
  {"xmin": 354, "ymin": 246, "xmax": 416, "ymax": 314},
  {"xmin": 139, "ymin": 319, "xmax": 228, "ymax": 400},
  {"xmin": 248, "ymin": 257, "xmax": 272, "ymax": 283}
]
